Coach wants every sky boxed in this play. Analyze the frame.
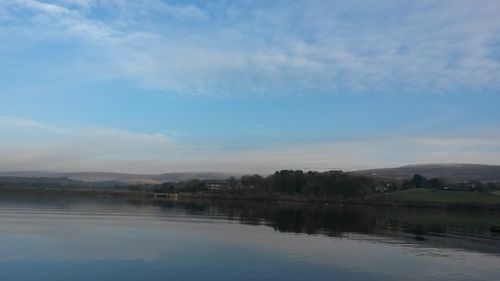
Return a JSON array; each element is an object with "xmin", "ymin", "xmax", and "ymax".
[{"xmin": 1, "ymin": 0, "xmax": 500, "ymax": 174}]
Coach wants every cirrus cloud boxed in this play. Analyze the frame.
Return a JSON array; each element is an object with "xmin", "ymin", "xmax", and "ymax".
[{"xmin": 1, "ymin": 0, "xmax": 499, "ymax": 96}]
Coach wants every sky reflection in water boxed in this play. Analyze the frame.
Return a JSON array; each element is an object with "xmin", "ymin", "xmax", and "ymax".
[{"xmin": 0, "ymin": 194, "xmax": 498, "ymax": 281}]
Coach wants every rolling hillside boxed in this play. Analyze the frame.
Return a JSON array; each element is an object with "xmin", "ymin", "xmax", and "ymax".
[
  {"xmin": 354, "ymin": 164, "xmax": 500, "ymax": 182},
  {"xmin": 0, "ymin": 171, "xmax": 238, "ymax": 184},
  {"xmin": 2, "ymin": 163, "xmax": 500, "ymax": 185}
]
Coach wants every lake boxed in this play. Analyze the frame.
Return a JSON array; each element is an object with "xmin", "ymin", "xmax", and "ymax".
[{"xmin": 0, "ymin": 193, "xmax": 499, "ymax": 281}]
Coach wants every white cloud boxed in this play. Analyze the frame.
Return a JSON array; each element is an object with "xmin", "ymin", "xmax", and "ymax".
[
  {"xmin": 14, "ymin": 0, "xmax": 70, "ymax": 14},
  {"xmin": 1, "ymin": 0, "xmax": 499, "ymax": 96},
  {"xmin": 0, "ymin": 116, "xmax": 58, "ymax": 131},
  {"xmin": 149, "ymin": 1, "xmax": 208, "ymax": 21}
]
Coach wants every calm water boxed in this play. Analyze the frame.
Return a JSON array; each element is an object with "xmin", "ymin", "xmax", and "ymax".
[{"xmin": 0, "ymin": 194, "xmax": 499, "ymax": 281}]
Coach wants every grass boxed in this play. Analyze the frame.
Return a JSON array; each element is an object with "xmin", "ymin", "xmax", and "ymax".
[{"xmin": 376, "ymin": 189, "xmax": 500, "ymax": 205}]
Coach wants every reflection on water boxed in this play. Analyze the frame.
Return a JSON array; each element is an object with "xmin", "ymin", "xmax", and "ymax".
[{"xmin": 0, "ymin": 193, "xmax": 499, "ymax": 281}]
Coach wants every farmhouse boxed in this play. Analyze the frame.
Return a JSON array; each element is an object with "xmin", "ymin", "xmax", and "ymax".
[{"xmin": 204, "ymin": 180, "xmax": 230, "ymax": 192}]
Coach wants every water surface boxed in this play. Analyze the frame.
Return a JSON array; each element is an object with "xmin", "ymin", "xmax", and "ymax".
[{"xmin": 0, "ymin": 193, "xmax": 499, "ymax": 281}]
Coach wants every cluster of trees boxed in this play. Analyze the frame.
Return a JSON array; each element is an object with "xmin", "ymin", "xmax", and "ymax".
[
  {"xmin": 263, "ymin": 170, "xmax": 376, "ymax": 197},
  {"xmin": 154, "ymin": 179, "xmax": 204, "ymax": 193},
  {"xmin": 401, "ymin": 174, "xmax": 446, "ymax": 189}
]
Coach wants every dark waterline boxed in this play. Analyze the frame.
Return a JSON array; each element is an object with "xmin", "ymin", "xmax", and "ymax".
[{"xmin": 0, "ymin": 193, "xmax": 499, "ymax": 281}]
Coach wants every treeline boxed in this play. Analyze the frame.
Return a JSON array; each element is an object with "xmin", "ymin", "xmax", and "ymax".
[
  {"xmin": 157, "ymin": 170, "xmax": 395, "ymax": 198},
  {"xmin": 154, "ymin": 170, "xmax": 500, "ymax": 198},
  {"xmin": 257, "ymin": 170, "xmax": 376, "ymax": 197}
]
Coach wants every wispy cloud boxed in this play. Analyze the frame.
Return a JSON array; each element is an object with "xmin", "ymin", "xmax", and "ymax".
[
  {"xmin": 2, "ymin": 0, "xmax": 499, "ymax": 96},
  {"xmin": 15, "ymin": 0, "xmax": 70, "ymax": 14}
]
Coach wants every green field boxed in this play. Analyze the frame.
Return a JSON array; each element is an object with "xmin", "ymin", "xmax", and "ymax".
[{"xmin": 374, "ymin": 189, "xmax": 500, "ymax": 205}]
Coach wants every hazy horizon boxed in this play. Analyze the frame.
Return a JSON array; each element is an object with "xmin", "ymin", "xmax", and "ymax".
[
  {"xmin": 1, "ymin": 1, "xmax": 500, "ymax": 174},
  {"xmin": 1, "ymin": 162, "xmax": 500, "ymax": 176}
]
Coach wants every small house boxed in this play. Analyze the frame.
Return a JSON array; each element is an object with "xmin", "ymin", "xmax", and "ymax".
[{"xmin": 204, "ymin": 180, "xmax": 230, "ymax": 192}]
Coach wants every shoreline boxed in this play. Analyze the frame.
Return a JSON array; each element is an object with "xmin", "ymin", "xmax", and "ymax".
[
  {"xmin": 176, "ymin": 192, "xmax": 500, "ymax": 211},
  {"xmin": 1, "ymin": 188, "xmax": 499, "ymax": 211}
]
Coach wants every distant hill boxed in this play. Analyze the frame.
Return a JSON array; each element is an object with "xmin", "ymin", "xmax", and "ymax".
[
  {"xmin": 0, "ymin": 176, "xmax": 129, "ymax": 191},
  {"xmin": 3, "ymin": 164, "xmax": 499, "ymax": 185},
  {"xmin": 354, "ymin": 164, "xmax": 500, "ymax": 182},
  {"xmin": 0, "ymin": 171, "xmax": 238, "ymax": 184}
]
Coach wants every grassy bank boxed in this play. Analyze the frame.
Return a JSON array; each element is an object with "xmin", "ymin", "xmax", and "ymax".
[
  {"xmin": 375, "ymin": 189, "xmax": 500, "ymax": 204},
  {"xmin": 367, "ymin": 189, "xmax": 500, "ymax": 209},
  {"xmin": 1, "ymin": 187, "xmax": 500, "ymax": 210},
  {"xmin": 177, "ymin": 189, "xmax": 500, "ymax": 210}
]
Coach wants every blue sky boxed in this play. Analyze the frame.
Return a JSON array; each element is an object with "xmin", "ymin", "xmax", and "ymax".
[{"xmin": 1, "ymin": 0, "xmax": 500, "ymax": 173}]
